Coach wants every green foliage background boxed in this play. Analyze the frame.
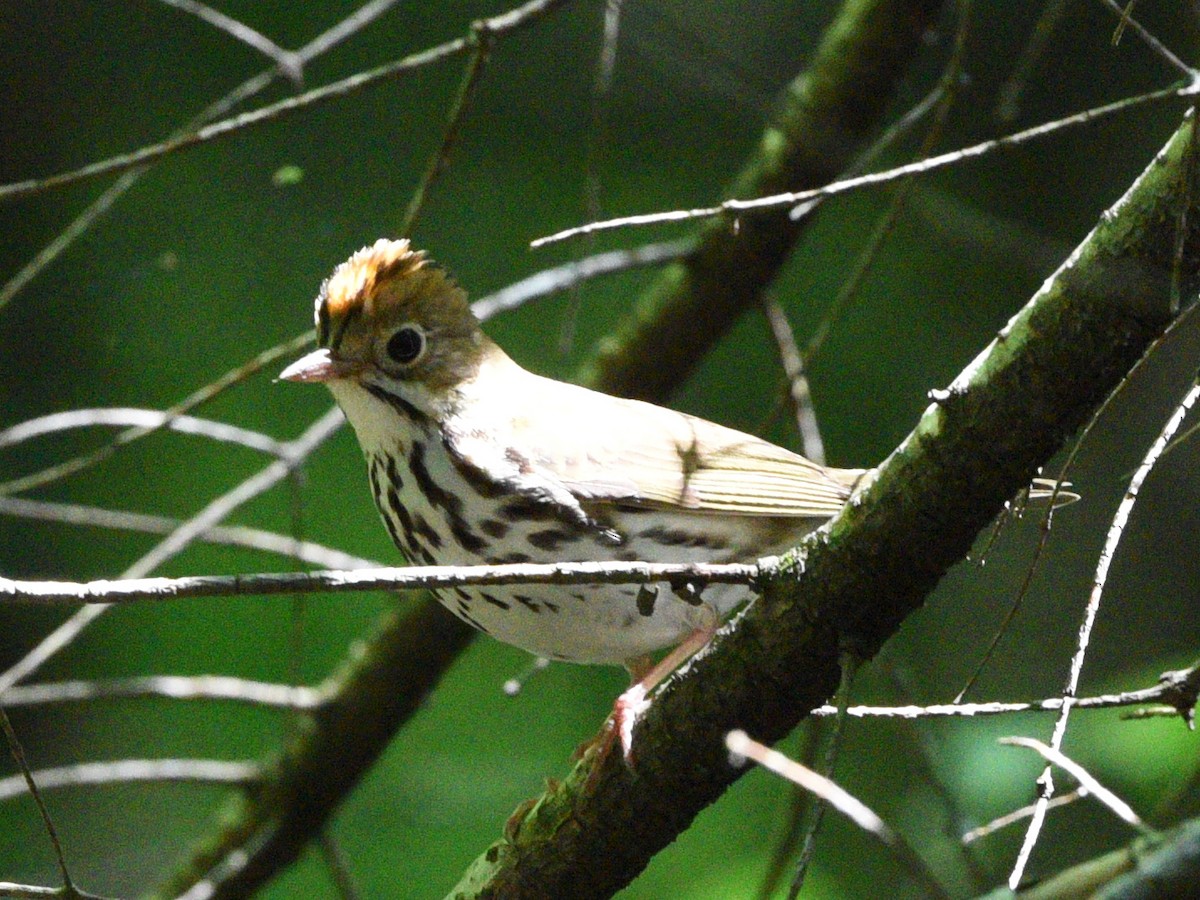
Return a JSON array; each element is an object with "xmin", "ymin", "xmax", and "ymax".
[{"xmin": 2, "ymin": 1, "xmax": 1199, "ymax": 897}]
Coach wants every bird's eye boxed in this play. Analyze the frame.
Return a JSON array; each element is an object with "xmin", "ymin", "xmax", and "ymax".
[{"xmin": 386, "ymin": 325, "xmax": 425, "ymax": 365}]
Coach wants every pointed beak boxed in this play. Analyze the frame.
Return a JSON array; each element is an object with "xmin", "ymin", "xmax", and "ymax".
[{"xmin": 278, "ymin": 348, "xmax": 360, "ymax": 383}]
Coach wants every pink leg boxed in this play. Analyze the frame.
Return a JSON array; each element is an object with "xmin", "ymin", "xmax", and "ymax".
[{"xmin": 613, "ymin": 606, "xmax": 719, "ymax": 760}]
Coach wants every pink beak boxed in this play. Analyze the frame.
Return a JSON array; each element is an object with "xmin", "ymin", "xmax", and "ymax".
[{"xmin": 278, "ymin": 348, "xmax": 360, "ymax": 383}]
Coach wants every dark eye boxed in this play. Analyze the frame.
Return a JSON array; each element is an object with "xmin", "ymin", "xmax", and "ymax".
[{"xmin": 386, "ymin": 325, "xmax": 425, "ymax": 365}]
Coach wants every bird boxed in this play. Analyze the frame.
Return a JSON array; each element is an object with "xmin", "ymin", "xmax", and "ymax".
[{"xmin": 280, "ymin": 238, "xmax": 865, "ymax": 756}]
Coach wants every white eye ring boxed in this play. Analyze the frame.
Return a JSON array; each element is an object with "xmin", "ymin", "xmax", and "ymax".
[{"xmin": 386, "ymin": 324, "xmax": 425, "ymax": 365}]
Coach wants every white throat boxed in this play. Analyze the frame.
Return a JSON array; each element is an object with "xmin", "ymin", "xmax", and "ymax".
[{"xmin": 326, "ymin": 379, "xmax": 416, "ymax": 453}]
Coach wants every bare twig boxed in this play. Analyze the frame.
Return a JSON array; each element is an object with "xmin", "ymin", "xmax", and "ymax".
[
  {"xmin": 727, "ymin": 730, "xmax": 950, "ymax": 900},
  {"xmin": 560, "ymin": 0, "xmax": 626, "ymax": 355},
  {"xmin": 0, "ymin": 408, "xmax": 344, "ymax": 699},
  {"xmin": 298, "ymin": 0, "xmax": 401, "ymax": 60},
  {"xmin": 0, "ymin": 0, "xmax": 571, "ymax": 204},
  {"xmin": 788, "ymin": 654, "xmax": 858, "ymax": 897},
  {"xmin": 1172, "ymin": 104, "xmax": 1200, "ymax": 314},
  {"xmin": 469, "ymin": 240, "xmax": 692, "ymax": 322},
  {"xmin": 958, "ymin": 298, "xmax": 1200, "ymax": 703},
  {"xmin": 317, "ymin": 832, "xmax": 363, "ymax": 900},
  {"xmin": 0, "ymin": 708, "xmax": 75, "ymax": 892},
  {"xmin": 0, "ymin": 758, "xmax": 260, "ymax": 802},
  {"xmin": 399, "ymin": 19, "xmax": 496, "ymax": 237},
  {"xmin": 0, "ymin": 497, "xmax": 377, "ymax": 570},
  {"xmin": 995, "ymin": 0, "xmax": 1071, "ymax": 122},
  {"xmin": 124, "ymin": 408, "xmax": 346, "ymax": 578},
  {"xmin": 0, "ymin": 559, "xmax": 758, "ymax": 606},
  {"xmin": 1008, "ymin": 376, "xmax": 1200, "ymax": 889},
  {"xmin": 1000, "ymin": 737, "xmax": 1152, "ymax": 834},
  {"xmin": 0, "ymin": 883, "xmax": 111, "ymax": 899},
  {"xmin": 760, "ymin": 297, "xmax": 824, "ymax": 465},
  {"xmin": 532, "ymin": 82, "xmax": 1197, "ymax": 247},
  {"xmin": 962, "ymin": 789, "xmax": 1086, "ymax": 844},
  {"xmin": 0, "ymin": 675, "xmax": 322, "ymax": 711},
  {"xmin": 1111, "ymin": 0, "xmax": 1135, "ymax": 45},
  {"xmin": 0, "ymin": 332, "xmax": 313, "ymax": 497},
  {"xmin": 812, "ymin": 663, "xmax": 1200, "ymax": 719},
  {"xmin": 0, "ymin": 407, "xmax": 286, "ymax": 455},
  {"xmin": 154, "ymin": 0, "xmax": 304, "ymax": 83},
  {"xmin": 789, "ymin": 77, "xmax": 949, "ymax": 225},
  {"xmin": 803, "ymin": 0, "xmax": 970, "ymax": 367},
  {"xmin": 1094, "ymin": 0, "xmax": 1196, "ymax": 78},
  {"xmin": 878, "ymin": 662, "xmax": 989, "ymax": 891},
  {"xmin": 0, "ymin": 0, "xmax": 400, "ymax": 313},
  {"xmin": 581, "ymin": 0, "xmax": 623, "ymax": 222},
  {"xmin": 756, "ymin": 0, "xmax": 971, "ymax": 454}
]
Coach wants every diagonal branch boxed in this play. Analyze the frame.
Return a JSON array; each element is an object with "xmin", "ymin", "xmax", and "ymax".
[{"xmin": 449, "ymin": 110, "xmax": 1195, "ymax": 898}]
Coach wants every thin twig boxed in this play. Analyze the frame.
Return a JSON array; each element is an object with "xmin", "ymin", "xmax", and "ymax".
[
  {"xmin": 756, "ymin": 727, "xmax": 818, "ymax": 900},
  {"xmin": 154, "ymin": 0, "xmax": 304, "ymax": 83},
  {"xmin": 0, "ymin": 497, "xmax": 378, "ymax": 570},
  {"xmin": 811, "ymin": 668, "xmax": 1200, "ymax": 718},
  {"xmin": 760, "ymin": 297, "xmax": 824, "ymax": 465},
  {"xmin": 1111, "ymin": 0, "xmax": 1135, "ymax": 46},
  {"xmin": 469, "ymin": 239, "xmax": 693, "ymax": 322},
  {"xmin": 1007, "ymin": 376, "xmax": 1200, "ymax": 889},
  {"xmin": 0, "ymin": 675, "xmax": 322, "ymax": 711},
  {"xmin": 0, "ymin": 0, "xmax": 571, "ymax": 204},
  {"xmin": 0, "ymin": 408, "xmax": 344, "ymax": 699},
  {"xmin": 0, "ymin": 407, "xmax": 286, "ymax": 455},
  {"xmin": 879, "ymin": 661, "xmax": 989, "ymax": 892},
  {"xmin": 1171, "ymin": 104, "xmax": 1200, "ymax": 314},
  {"xmin": 788, "ymin": 653, "xmax": 858, "ymax": 897},
  {"xmin": 531, "ymin": 82, "xmax": 1198, "ymax": 247},
  {"xmin": 1094, "ymin": 0, "xmax": 1196, "ymax": 78},
  {"xmin": 0, "ymin": 707, "xmax": 75, "ymax": 891},
  {"xmin": 317, "ymin": 832, "xmax": 363, "ymax": 900},
  {"xmin": 727, "ymin": 730, "xmax": 951, "ymax": 900},
  {"xmin": 125, "ymin": 407, "xmax": 345, "ymax": 578},
  {"xmin": 0, "ymin": 0, "xmax": 400, "ymax": 313},
  {"xmin": 962, "ymin": 789, "xmax": 1086, "ymax": 844},
  {"xmin": 0, "ymin": 331, "xmax": 314, "ymax": 497},
  {"xmin": 0, "ymin": 883, "xmax": 111, "ymax": 899},
  {"xmin": 561, "ymin": 0, "xmax": 625, "ymax": 355},
  {"xmin": 754, "ymin": 7, "xmax": 969, "ymax": 445},
  {"xmin": 803, "ymin": 0, "xmax": 970, "ymax": 367},
  {"xmin": 0, "ymin": 758, "xmax": 260, "ymax": 802},
  {"xmin": 1000, "ymin": 736, "xmax": 1152, "ymax": 834},
  {"xmin": 0, "ymin": 559, "xmax": 759, "ymax": 606},
  {"xmin": 400, "ymin": 20, "xmax": 496, "ymax": 237},
  {"xmin": 995, "ymin": 0, "xmax": 1071, "ymax": 122},
  {"xmin": 299, "ymin": 0, "xmax": 401, "ymax": 60},
  {"xmin": 789, "ymin": 78, "xmax": 948, "ymax": 226},
  {"xmin": 958, "ymin": 296, "xmax": 1200, "ymax": 703}
]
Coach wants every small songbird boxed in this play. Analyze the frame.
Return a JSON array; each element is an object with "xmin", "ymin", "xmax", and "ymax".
[{"xmin": 280, "ymin": 239, "xmax": 864, "ymax": 753}]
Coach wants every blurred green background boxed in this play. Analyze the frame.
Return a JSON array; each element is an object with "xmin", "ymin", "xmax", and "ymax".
[{"xmin": 2, "ymin": 1, "xmax": 1200, "ymax": 897}]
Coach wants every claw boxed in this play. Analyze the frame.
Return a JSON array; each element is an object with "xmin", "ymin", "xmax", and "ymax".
[
  {"xmin": 614, "ymin": 682, "xmax": 651, "ymax": 761},
  {"xmin": 578, "ymin": 608, "xmax": 722, "ymax": 781}
]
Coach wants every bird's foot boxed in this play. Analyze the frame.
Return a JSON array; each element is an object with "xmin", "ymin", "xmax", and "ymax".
[{"xmin": 613, "ymin": 681, "xmax": 651, "ymax": 761}]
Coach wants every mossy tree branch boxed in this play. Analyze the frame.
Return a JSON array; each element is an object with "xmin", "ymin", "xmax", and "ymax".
[{"xmin": 450, "ymin": 112, "xmax": 1196, "ymax": 898}]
